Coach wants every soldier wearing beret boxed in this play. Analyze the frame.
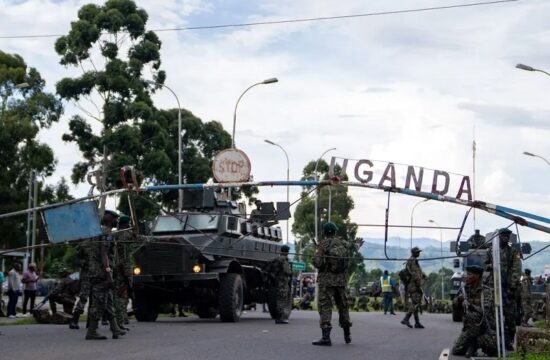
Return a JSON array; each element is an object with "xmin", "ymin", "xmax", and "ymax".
[
  {"xmin": 264, "ymin": 244, "xmax": 292, "ymax": 324},
  {"xmin": 521, "ymin": 268, "xmax": 533, "ymax": 327},
  {"xmin": 452, "ymin": 265, "xmax": 497, "ymax": 357},
  {"xmin": 401, "ymin": 246, "xmax": 427, "ymax": 329}
]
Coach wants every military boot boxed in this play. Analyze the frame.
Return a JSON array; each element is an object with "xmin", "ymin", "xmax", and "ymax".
[
  {"xmin": 312, "ymin": 328, "xmax": 332, "ymax": 346},
  {"xmin": 413, "ymin": 313, "xmax": 424, "ymax": 328},
  {"xmin": 401, "ymin": 314, "xmax": 413, "ymax": 328},
  {"xmin": 69, "ymin": 310, "xmax": 81, "ymax": 330},
  {"xmin": 465, "ymin": 346, "xmax": 477, "ymax": 358},
  {"xmin": 85, "ymin": 319, "xmax": 107, "ymax": 340},
  {"xmin": 110, "ymin": 318, "xmax": 127, "ymax": 339},
  {"xmin": 343, "ymin": 326, "xmax": 352, "ymax": 344}
]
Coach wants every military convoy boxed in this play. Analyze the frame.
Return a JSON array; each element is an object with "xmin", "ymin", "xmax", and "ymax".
[
  {"xmin": 131, "ymin": 189, "xmax": 290, "ymax": 322},
  {"xmin": 449, "ymin": 229, "xmax": 531, "ymax": 322}
]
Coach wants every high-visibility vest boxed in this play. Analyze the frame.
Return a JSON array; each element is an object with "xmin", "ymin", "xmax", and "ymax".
[{"xmin": 381, "ymin": 276, "xmax": 392, "ymax": 293}]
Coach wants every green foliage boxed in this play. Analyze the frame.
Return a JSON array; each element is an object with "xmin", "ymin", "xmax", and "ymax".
[
  {"xmin": 55, "ymin": 0, "xmax": 232, "ymax": 216},
  {"xmin": 0, "ymin": 50, "xmax": 63, "ymax": 251}
]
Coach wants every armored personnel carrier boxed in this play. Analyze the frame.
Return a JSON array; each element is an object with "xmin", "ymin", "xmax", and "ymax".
[{"xmin": 131, "ymin": 188, "xmax": 291, "ymax": 322}]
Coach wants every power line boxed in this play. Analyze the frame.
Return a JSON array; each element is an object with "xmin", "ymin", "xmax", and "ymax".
[{"xmin": 0, "ymin": 0, "xmax": 521, "ymax": 40}]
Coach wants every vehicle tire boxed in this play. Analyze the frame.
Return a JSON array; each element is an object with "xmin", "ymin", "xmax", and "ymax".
[
  {"xmin": 219, "ymin": 273, "xmax": 243, "ymax": 322},
  {"xmin": 452, "ymin": 303, "xmax": 463, "ymax": 322},
  {"xmin": 196, "ymin": 306, "xmax": 218, "ymax": 319},
  {"xmin": 134, "ymin": 292, "xmax": 159, "ymax": 322},
  {"xmin": 267, "ymin": 287, "xmax": 279, "ymax": 320}
]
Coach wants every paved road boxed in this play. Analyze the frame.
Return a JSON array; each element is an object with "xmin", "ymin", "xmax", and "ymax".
[{"xmin": 0, "ymin": 311, "xmax": 459, "ymax": 360}]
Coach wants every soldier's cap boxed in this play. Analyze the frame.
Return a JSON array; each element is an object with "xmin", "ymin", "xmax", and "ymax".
[
  {"xmin": 323, "ymin": 222, "xmax": 338, "ymax": 233},
  {"xmin": 498, "ymin": 228, "xmax": 512, "ymax": 236},
  {"xmin": 104, "ymin": 210, "xmax": 120, "ymax": 218},
  {"xmin": 280, "ymin": 245, "xmax": 290, "ymax": 253},
  {"xmin": 465, "ymin": 265, "xmax": 484, "ymax": 275},
  {"xmin": 118, "ymin": 215, "xmax": 131, "ymax": 224},
  {"xmin": 525, "ymin": 268, "xmax": 532, "ymax": 274},
  {"xmin": 411, "ymin": 246, "xmax": 422, "ymax": 253}
]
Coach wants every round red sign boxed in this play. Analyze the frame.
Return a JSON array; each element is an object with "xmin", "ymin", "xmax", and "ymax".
[{"xmin": 212, "ymin": 148, "xmax": 252, "ymax": 183}]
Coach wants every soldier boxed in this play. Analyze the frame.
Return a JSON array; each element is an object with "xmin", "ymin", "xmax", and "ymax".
[
  {"xmin": 485, "ymin": 227, "xmax": 522, "ymax": 350},
  {"xmin": 113, "ymin": 215, "xmax": 135, "ymax": 330},
  {"xmin": 85, "ymin": 211, "xmax": 126, "ymax": 340},
  {"xmin": 521, "ymin": 268, "xmax": 533, "ymax": 327},
  {"xmin": 347, "ymin": 288, "xmax": 357, "ymax": 311},
  {"xmin": 264, "ymin": 244, "xmax": 292, "ymax": 324},
  {"xmin": 311, "ymin": 222, "xmax": 353, "ymax": 346},
  {"xmin": 69, "ymin": 240, "xmax": 92, "ymax": 330},
  {"xmin": 451, "ymin": 265, "xmax": 497, "ymax": 358},
  {"xmin": 48, "ymin": 268, "xmax": 79, "ymax": 314},
  {"xmin": 401, "ymin": 246, "xmax": 427, "ymax": 329},
  {"xmin": 249, "ymin": 200, "xmax": 263, "ymax": 223}
]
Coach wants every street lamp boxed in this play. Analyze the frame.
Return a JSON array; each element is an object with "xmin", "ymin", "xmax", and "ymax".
[
  {"xmin": 523, "ymin": 151, "xmax": 550, "ymax": 167},
  {"xmin": 516, "ymin": 63, "xmax": 550, "ymax": 77},
  {"xmin": 232, "ymin": 78, "xmax": 278, "ymax": 149},
  {"xmin": 410, "ymin": 198, "xmax": 429, "ymax": 250},
  {"xmin": 148, "ymin": 81, "xmax": 183, "ymax": 212},
  {"xmin": 264, "ymin": 139, "xmax": 290, "ymax": 244},
  {"xmin": 314, "ymin": 148, "xmax": 336, "ymax": 244},
  {"xmin": 429, "ymin": 219, "xmax": 444, "ymax": 301}
]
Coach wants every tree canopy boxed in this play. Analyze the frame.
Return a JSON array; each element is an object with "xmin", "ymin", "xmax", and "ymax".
[
  {"xmin": 0, "ymin": 50, "xmax": 64, "ymax": 250},
  {"xmin": 55, "ymin": 0, "xmax": 232, "ymax": 217}
]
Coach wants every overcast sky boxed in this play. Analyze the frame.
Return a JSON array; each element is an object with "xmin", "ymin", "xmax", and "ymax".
[{"xmin": 1, "ymin": 0, "xmax": 549, "ymax": 245}]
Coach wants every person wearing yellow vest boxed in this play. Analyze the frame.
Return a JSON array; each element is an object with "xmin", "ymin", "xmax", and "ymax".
[{"xmin": 381, "ymin": 270, "xmax": 396, "ymax": 315}]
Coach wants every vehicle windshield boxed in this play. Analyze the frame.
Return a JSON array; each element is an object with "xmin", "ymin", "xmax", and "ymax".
[
  {"xmin": 184, "ymin": 214, "xmax": 219, "ymax": 232},
  {"xmin": 152, "ymin": 216, "xmax": 186, "ymax": 233}
]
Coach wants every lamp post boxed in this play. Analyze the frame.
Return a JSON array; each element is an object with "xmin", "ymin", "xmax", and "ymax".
[
  {"xmin": 314, "ymin": 148, "xmax": 336, "ymax": 244},
  {"xmin": 232, "ymin": 78, "xmax": 278, "ymax": 149},
  {"xmin": 523, "ymin": 151, "xmax": 550, "ymax": 167},
  {"xmin": 410, "ymin": 198, "xmax": 429, "ymax": 250},
  {"xmin": 264, "ymin": 139, "xmax": 290, "ymax": 244},
  {"xmin": 148, "ymin": 81, "xmax": 183, "ymax": 212},
  {"xmin": 516, "ymin": 63, "xmax": 550, "ymax": 77},
  {"xmin": 429, "ymin": 219, "xmax": 444, "ymax": 300}
]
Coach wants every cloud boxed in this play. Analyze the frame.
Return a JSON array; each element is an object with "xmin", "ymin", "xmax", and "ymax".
[{"xmin": 459, "ymin": 103, "xmax": 550, "ymax": 130}]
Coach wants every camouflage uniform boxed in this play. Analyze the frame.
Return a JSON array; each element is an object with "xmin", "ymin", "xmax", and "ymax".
[
  {"xmin": 113, "ymin": 230, "xmax": 135, "ymax": 328},
  {"xmin": 402, "ymin": 251, "xmax": 426, "ymax": 327},
  {"xmin": 356, "ymin": 295, "xmax": 369, "ymax": 311},
  {"xmin": 312, "ymin": 235, "xmax": 351, "ymax": 331},
  {"xmin": 521, "ymin": 272, "xmax": 533, "ymax": 325},
  {"xmin": 485, "ymin": 239, "xmax": 522, "ymax": 348},
  {"xmin": 451, "ymin": 281, "xmax": 497, "ymax": 357},
  {"xmin": 69, "ymin": 241, "xmax": 92, "ymax": 329},
  {"xmin": 85, "ymin": 227, "xmax": 125, "ymax": 339},
  {"xmin": 49, "ymin": 275, "xmax": 80, "ymax": 314},
  {"xmin": 264, "ymin": 250, "xmax": 292, "ymax": 322}
]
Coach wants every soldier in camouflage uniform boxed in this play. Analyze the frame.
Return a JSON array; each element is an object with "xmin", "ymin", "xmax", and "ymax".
[
  {"xmin": 49, "ymin": 268, "xmax": 79, "ymax": 314},
  {"xmin": 312, "ymin": 222, "xmax": 353, "ymax": 346},
  {"xmin": 264, "ymin": 244, "xmax": 292, "ymax": 324},
  {"xmin": 85, "ymin": 211, "xmax": 126, "ymax": 340},
  {"xmin": 356, "ymin": 294, "xmax": 369, "ymax": 312},
  {"xmin": 401, "ymin": 246, "xmax": 427, "ymax": 329},
  {"xmin": 69, "ymin": 241, "xmax": 92, "ymax": 330},
  {"xmin": 113, "ymin": 215, "xmax": 135, "ymax": 330},
  {"xmin": 485, "ymin": 228, "xmax": 522, "ymax": 350},
  {"xmin": 451, "ymin": 265, "xmax": 497, "ymax": 358},
  {"xmin": 521, "ymin": 268, "xmax": 533, "ymax": 327}
]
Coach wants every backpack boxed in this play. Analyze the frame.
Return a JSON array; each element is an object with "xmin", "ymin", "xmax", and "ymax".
[{"xmin": 398, "ymin": 268, "xmax": 412, "ymax": 285}]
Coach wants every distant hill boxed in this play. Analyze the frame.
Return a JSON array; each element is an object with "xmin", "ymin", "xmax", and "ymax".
[{"xmin": 289, "ymin": 238, "xmax": 550, "ymax": 275}]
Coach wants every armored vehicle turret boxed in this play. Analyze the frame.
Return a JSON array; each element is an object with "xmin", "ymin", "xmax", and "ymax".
[{"xmin": 131, "ymin": 189, "xmax": 291, "ymax": 322}]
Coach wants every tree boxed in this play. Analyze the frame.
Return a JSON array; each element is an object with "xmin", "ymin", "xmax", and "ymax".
[
  {"xmin": 55, "ymin": 0, "xmax": 232, "ymax": 217},
  {"xmin": 292, "ymin": 159, "xmax": 363, "ymax": 273},
  {"xmin": 0, "ymin": 50, "xmax": 63, "ymax": 252}
]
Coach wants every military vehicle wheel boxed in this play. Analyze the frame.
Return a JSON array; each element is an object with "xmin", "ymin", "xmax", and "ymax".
[
  {"xmin": 134, "ymin": 293, "xmax": 159, "ymax": 322},
  {"xmin": 452, "ymin": 303, "xmax": 463, "ymax": 322},
  {"xmin": 219, "ymin": 273, "xmax": 243, "ymax": 322},
  {"xmin": 196, "ymin": 306, "xmax": 218, "ymax": 319}
]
